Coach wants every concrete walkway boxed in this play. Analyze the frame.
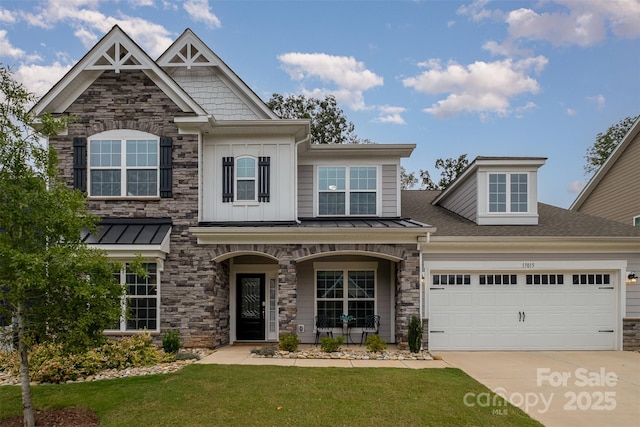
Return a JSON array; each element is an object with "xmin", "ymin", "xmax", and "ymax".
[{"xmin": 197, "ymin": 344, "xmax": 449, "ymax": 369}]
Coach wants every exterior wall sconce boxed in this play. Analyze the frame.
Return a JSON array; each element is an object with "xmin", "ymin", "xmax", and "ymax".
[{"xmin": 627, "ymin": 273, "xmax": 638, "ymax": 284}]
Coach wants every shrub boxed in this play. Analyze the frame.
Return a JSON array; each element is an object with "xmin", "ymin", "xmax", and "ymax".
[
  {"xmin": 278, "ymin": 333, "xmax": 300, "ymax": 351},
  {"xmin": 320, "ymin": 335, "xmax": 344, "ymax": 353},
  {"xmin": 250, "ymin": 345, "xmax": 278, "ymax": 357},
  {"xmin": 365, "ymin": 334, "xmax": 387, "ymax": 352},
  {"xmin": 162, "ymin": 329, "xmax": 181, "ymax": 353},
  {"xmin": 408, "ymin": 315, "xmax": 423, "ymax": 353}
]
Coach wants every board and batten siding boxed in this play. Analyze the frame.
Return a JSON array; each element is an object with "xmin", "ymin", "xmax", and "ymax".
[
  {"xmin": 437, "ymin": 174, "xmax": 478, "ymax": 221},
  {"xmin": 381, "ymin": 164, "xmax": 399, "ymax": 217},
  {"xmin": 297, "ymin": 164, "xmax": 313, "ymax": 217},
  {"xmin": 578, "ymin": 132, "xmax": 640, "ymax": 225},
  {"xmin": 201, "ymin": 135, "xmax": 296, "ymax": 222}
]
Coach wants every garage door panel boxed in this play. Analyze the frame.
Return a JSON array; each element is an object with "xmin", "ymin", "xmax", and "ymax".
[{"xmin": 429, "ymin": 272, "xmax": 617, "ymax": 351}]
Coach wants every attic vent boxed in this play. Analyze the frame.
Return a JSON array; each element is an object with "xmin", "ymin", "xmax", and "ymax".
[{"xmin": 87, "ymin": 41, "xmax": 145, "ymax": 73}]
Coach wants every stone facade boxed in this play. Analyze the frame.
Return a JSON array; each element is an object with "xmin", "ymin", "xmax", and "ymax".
[{"xmin": 622, "ymin": 319, "xmax": 640, "ymax": 351}]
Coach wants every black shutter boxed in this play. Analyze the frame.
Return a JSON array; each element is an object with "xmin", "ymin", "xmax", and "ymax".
[
  {"xmin": 222, "ymin": 157, "xmax": 234, "ymax": 202},
  {"xmin": 258, "ymin": 156, "xmax": 270, "ymax": 202},
  {"xmin": 159, "ymin": 137, "xmax": 173, "ymax": 198},
  {"xmin": 73, "ymin": 137, "xmax": 87, "ymax": 192}
]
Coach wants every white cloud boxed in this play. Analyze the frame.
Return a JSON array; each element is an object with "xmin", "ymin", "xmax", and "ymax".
[
  {"xmin": 17, "ymin": 0, "xmax": 174, "ymax": 57},
  {"xmin": 566, "ymin": 108, "xmax": 576, "ymax": 116},
  {"xmin": 457, "ymin": 0, "xmax": 503, "ymax": 22},
  {"xmin": 278, "ymin": 52, "xmax": 383, "ymax": 110},
  {"xmin": 0, "ymin": 29, "xmax": 26, "ymax": 59},
  {"xmin": 567, "ymin": 180, "xmax": 585, "ymax": 194},
  {"xmin": 184, "ymin": 0, "xmax": 221, "ymax": 29},
  {"xmin": 374, "ymin": 106, "xmax": 407, "ymax": 125},
  {"xmin": 0, "ymin": 7, "xmax": 17, "ymax": 23},
  {"xmin": 587, "ymin": 94, "xmax": 606, "ymax": 110},
  {"xmin": 128, "ymin": 0, "xmax": 155, "ymax": 7},
  {"xmin": 403, "ymin": 56, "xmax": 547, "ymax": 118},
  {"xmin": 14, "ymin": 62, "xmax": 73, "ymax": 98}
]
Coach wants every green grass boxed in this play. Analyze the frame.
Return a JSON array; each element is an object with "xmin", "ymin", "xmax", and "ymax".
[{"xmin": 0, "ymin": 365, "xmax": 543, "ymax": 426}]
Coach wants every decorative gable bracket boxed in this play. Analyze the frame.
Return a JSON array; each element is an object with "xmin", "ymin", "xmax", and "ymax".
[{"xmin": 86, "ymin": 41, "xmax": 145, "ymax": 73}]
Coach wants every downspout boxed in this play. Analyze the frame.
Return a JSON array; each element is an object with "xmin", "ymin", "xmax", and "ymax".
[
  {"xmin": 418, "ymin": 231, "xmax": 431, "ymax": 351},
  {"xmin": 294, "ymin": 135, "xmax": 310, "ymax": 224}
]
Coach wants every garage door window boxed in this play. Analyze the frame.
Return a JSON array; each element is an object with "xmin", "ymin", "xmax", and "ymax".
[
  {"xmin": 526, "ymin": 274, "xmax": 564, "ymax": 285},
  {"xmin": 572, "ymin": 274, "xmax": 610, "ymax": 285},
  {"xmin": 479, "ymin": 274, "xmax": 517, "ymax": 285},
  {"xmin": 433, "ymin": 274, "xmax": 470, "ymax": 285}
]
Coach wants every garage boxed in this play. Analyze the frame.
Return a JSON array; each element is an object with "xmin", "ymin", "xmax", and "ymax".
[{"xmin": 428, "ymin": 271, "xmax": 617, "ymax": 351}]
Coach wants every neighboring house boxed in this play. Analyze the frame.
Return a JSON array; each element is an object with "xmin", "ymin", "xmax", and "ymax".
[
  {"xmin": 31, "ymin": 26, "xmax": 640, "ymax": 351},
  {"xmin": 570, "ymin": 117, "xmax": 640, "ymax": 350}
]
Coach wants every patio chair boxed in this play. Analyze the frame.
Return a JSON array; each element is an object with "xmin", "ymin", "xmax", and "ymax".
[
  {"xmin": 360, "ymin": 314, "xmax": 380, "ymax": 345},
  {"xmin": 314, "ymin": 314, "xmax": 333, "ymax": 345}
]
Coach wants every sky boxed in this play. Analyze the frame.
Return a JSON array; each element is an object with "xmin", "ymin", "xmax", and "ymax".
[{"xmin": 0, "ymin": 0, "xmax": 638, "ymax": 208}]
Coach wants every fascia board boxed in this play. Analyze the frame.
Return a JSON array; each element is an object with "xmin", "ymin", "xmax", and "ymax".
[
  {"xmin": 298, "ymin": 143, "xmax": 416, "ymax": 159},
  {"xmin": 189, "ymin": 226, "xmax": 430, "ymax": 245}
]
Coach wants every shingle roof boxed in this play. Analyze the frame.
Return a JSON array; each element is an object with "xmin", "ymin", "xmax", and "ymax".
[
  {"xmin": 82, "ymin": 218, "xmax": 172, "ymax": 245},
  {"xmin": 402, "ymin": 190, "xmax": 640, "ymax": 238}
]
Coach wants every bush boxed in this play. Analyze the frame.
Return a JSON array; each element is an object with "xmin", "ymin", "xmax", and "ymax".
[
  {"xmin": 278, "ymin": 333, "xmax": 300, "ymax": 351},
  {"xmin": 365, "ymin": 334, "xmax": 387, "ymax": 352},
  {"xmin": 0, "ymin": 333, "xmax": 173, "ymax": 383},
  {"xmin": 320, "ymin": 335, "xmax": 344, "ymax": 353},
  {"xmin": 408, "ymin": 315, "xmax": 423, "ymax": 353},
  {"xmin": 162, "ymin": 329, "xmax": 181, "ymax": 353}
]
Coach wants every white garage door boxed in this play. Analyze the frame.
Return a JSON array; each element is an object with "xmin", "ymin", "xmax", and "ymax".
[{"xmin": 429, "ymin": 272, "xmax": 616, "ymax": 350}]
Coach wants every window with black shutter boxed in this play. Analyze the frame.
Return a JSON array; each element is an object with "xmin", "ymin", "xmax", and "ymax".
[
  {"xmin": 73, "ymin": 137, "xmax": 87, "ymax": 192},
  {"xmin": 159, "ymin": 137, "xmax": 172, "ymax": 198},
  {"xmin": 222, "ymin": 157, "xmax": 234, "ymax": 202},
  {"xmin": 258, "ymin": 156, "xmax": 270, "ymax": 202}
]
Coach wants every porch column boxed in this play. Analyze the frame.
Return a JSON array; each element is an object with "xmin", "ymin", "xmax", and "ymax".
[
  {"xmin": 395, "ymin": 248, "xmax": 420, "ymax": 345},
  {"xmin": 278, "ymin": 254, "xmax": 297, "ymax": 335}
]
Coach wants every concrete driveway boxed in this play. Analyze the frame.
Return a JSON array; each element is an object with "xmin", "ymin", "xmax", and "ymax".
[{"xmin": 440, "ymin": 351, "xmax": 640, "ymax": 427}]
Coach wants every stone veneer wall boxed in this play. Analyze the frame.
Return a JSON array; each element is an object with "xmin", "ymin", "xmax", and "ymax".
[
  {"xmin": 623, "ymin": 319, "xmax": 640, "ymax": 351},
  {"xmin": 395, "ymin": 246, "xmax": 421, "ymax": 344},
  {"xmin": 52, "ymin": 70, "xmax": 226, "ymax": 348}
]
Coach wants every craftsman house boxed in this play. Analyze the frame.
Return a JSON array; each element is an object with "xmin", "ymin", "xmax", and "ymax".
[{"xmin": 31, "ymin": 26, "xmax": 640, "ymax": 351}]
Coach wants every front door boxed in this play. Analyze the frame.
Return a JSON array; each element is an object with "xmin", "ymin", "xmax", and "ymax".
[{"xmin": 236, "ymin": 273, "xmax": 266, "ymax": 340}]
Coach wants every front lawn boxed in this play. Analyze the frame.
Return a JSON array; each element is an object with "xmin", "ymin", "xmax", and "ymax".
[{"xmin": 0, "ymin": 365, "xmax": 542, "ymax": 426}]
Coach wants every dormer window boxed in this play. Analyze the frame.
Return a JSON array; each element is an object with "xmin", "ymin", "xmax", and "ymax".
[
  {"xmin": 489, "ymin": 173, "xmax": 528, "ymax": 213},
  {"xmin": 318, "ymin": 166, "xmax": 377, "ymax": 216}
]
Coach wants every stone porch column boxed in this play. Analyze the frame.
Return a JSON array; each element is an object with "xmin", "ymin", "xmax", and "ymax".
[{"xmin": 278, "ymin": 254, "xmax": 297, "ymax": 335}]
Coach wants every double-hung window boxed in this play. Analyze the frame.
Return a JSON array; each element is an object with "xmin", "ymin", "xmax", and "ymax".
[
  {"xmin": 110, "ymin": 262, "xmax": 159, "ymax": 332},
  {"xmin": 316, "ymin": 267, "xmax": 375, "ymax": 327},
  {"xmin": 318, "ymin": 166, "xmax": 377, "ymax": 215},
  {"xmin": 89, "ymin": 132, "xmax": 159, "ymax": 197},
  {"xmin": 236, "ymin": 157, "xmax": 257, "ymax": 201},
  {"xmin": 489, "ymin": 173, "xmax": 528, "ymax": 213}
]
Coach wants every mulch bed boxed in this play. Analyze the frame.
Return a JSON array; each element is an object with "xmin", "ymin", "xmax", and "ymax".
[{"xmin": 0, "ymin": 408, "xmax": 99, "ymax": 427}]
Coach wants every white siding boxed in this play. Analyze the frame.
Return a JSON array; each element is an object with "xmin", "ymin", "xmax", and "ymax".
[
  {"xmin": 172, "ymin": 68, "xmax": 259, "ymax": 120},
  {"xmin": 202, "ymin": 135, "xmax": 296, "ymax": 222}
]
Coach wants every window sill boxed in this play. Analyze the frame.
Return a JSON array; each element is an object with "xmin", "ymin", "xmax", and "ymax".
[
  {"xmin": 232, "ymin": 201, "xmax": 260, "ymax": 207},
  {"xmin": 104, "ymin": 330, "xmax": 160, "ymax": 336},
  {"xmin": 88, "ymin": 197, "xmax": 162, "ymax": 201}
]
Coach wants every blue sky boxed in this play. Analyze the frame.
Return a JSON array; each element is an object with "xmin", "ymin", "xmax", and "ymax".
[{"xmin": 1, "ymin": 0, "xmax": 638, "ymax": 208}]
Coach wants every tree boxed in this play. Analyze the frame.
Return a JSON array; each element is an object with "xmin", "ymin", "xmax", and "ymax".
[
  {"xmin": 267, "ymin": 93, "xmax": 359, "ymax": 144},
  {"xmin": 0, "ymin": 66, "xmax": 123, "ymax": 426},
  {"xmin": 584, "ymin": 115, "xmax": 639, "ymax": 175},
  {"xmin": 400, "ymin": 166, "xmax": 418, "ymax": 190},
  {"xmin": 412, "ymin": 154, "xmax": 469, "ymax": 190}
]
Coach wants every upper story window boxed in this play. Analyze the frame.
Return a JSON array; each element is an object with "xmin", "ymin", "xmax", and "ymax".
[
  {"xmin": 489, "ymin": 173, "xmax": 528, "ymax": 213},
  {"xmin": 222, "ymin": 156, "xmax": 270, "ymax": 203},
  {"xmin": 318, "ymin": 166, "xmax": 377, "ymax": 216},
  {"xmin": 88, "ymin": 132, "xmax": 159, "ymax": 197},
  {"xmin": 634, "ymin": 216, "xmax": 640, "ymax": 228},
  {"xmin": 236, "ymin": 157, "xmax": 257, "ymax": 201}
]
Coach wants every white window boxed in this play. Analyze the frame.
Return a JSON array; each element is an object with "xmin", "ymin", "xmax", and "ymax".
[
  {"xmin": 316, "ymin": 268, "xmax": 375, "ymax": 327},
  {"xmin": 89, "ymin": 132, "xmax": 159, "ymax": 197},
  {"xmin": 236, "ymin": 157, "xmax": 257, "ymax": 201},
  {"xmin": 109, "ymin": 263, "xmax": 159, "ymax": 332},
  {"xmin": 489, "ymin": 173, "xmax": 528, "ymax": 213},
  {"xmin": 318, "ymin": 166, "xmax": 377, "ymax": 215}
]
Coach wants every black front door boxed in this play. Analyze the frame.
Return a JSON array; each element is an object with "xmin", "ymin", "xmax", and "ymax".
[{"xmin": 236, "ymin": 274, "xmax": 265, "ymax": 340}]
